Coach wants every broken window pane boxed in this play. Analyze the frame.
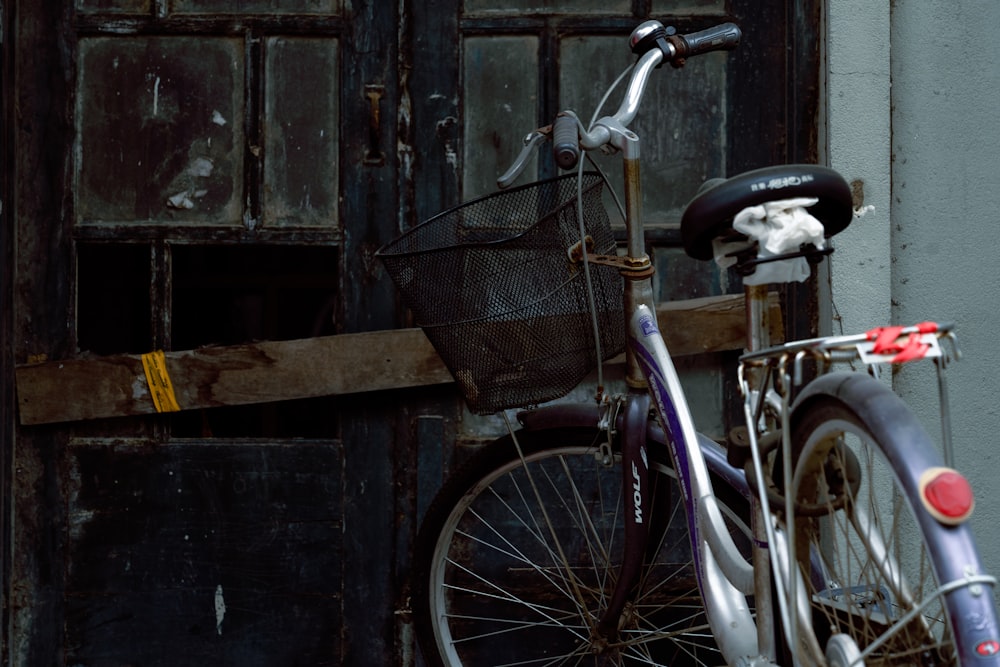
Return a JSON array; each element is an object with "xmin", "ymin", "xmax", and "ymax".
[
  {"xmin": 171, "ymin": 245, "xmax": 339, "ymax": 349},
  {"xmin": 560, "ymin": 36, "xmax": 726, "ymax": 224},
  {"xmin": 77, "ymin": 243, "xmax": 152, "ymax": 355},
  {"xmin": 76, "ymin": 37, "xmax": 244, "ymax": 224},
  {"xmin": 263, "ymin": 37, "xmax": 340, "ymax": 228},
  {"xmin": 462, "ymin": 35, "xmax": 538, "ymax": 199}
]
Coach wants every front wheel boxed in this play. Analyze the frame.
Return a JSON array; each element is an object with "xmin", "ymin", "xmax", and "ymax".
[
  {"xmin": 411, "ymin": 426, "xmax": 752, "ymax": 667},
  {"xmin": 787, "ymin": 372, "xmax": 999, "ymax": 666}
]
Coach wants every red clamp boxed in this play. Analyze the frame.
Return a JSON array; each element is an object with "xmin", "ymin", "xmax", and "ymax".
[{"xmin": 866, "ymin": 322, "xmax": 938, "ymax": 363}]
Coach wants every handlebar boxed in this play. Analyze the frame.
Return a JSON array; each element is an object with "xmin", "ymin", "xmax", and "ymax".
[
  {"xmin": 552, "ymin": 113, "xmax": 580, "ymax": 170},
  {"xmin": 497, "ymin": 20, "xmax": 741, "ymax": 188},
  {"xmin": 665, "ymin": 22, "xmax": 742, "ymax": 60}
]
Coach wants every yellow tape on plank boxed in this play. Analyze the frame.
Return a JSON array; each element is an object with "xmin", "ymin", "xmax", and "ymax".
[{"xmin": 141, "ymin": 350, "xmax": 181, "ymax": 413}]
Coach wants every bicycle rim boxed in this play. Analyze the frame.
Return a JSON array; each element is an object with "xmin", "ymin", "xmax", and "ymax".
[
  {"xmin": 790, "ymin": 402, "xmax": 957, "ymax": 666},
  {"xmin": 413, "ymin": 427, "xmax": 751, "ymax": 667}
]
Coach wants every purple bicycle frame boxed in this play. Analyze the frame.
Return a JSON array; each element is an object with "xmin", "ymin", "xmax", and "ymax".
[{"xmin": 625, "ymin": 302, "xmax": 761, "ymax": 663}]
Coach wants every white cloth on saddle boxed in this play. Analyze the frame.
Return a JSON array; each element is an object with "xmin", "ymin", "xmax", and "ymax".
[{"xmin": 714, "ymin": 197, "xmax": 824, "ymax": 285}]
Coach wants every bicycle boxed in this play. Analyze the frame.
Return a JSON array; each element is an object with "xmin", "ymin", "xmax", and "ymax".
[{"xmin": 377, "ymin": 19, "xmax": 1000, "ymax": 667}]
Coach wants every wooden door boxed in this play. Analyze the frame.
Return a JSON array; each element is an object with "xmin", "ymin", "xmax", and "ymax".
[
  {"xmin": 9, "ymin": 1, "xmax": 409, "ymax": 664},
  {"xmin": 2, "ymin": 1, "xmax": 820, "ymax": 664}
]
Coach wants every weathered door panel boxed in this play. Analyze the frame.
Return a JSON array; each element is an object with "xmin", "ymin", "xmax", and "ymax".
[
  {"xmin": 11, "ymin": 2, "xmax": 375, "ymax": 665},
  {"xmin": 65, "ymin": 442, "xmax": 343, "ymax": 664},
  {"xmin": 263, "ymin": 37, "xmax": 340, "ymax": 228},
  {"xmin": 76, "ymin": 36, "xmax": 245, "ymax": 223}
]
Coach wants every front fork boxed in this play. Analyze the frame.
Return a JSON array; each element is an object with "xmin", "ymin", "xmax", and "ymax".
[
  {"xmin": 589, "ymin": 139, "xmax": 761, "ymax": 657},
  {"xmin": 592, "ymin": 144, "xmax": 659, "ymax": 642},
  {"xmin": 595, "ymin": 391, "xmax": 651, "ymax": 642}
]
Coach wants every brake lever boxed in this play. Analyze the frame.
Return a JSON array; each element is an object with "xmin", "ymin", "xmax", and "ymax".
[{"xmin": 496, "ymin": 126, "xmax": 550, "ymax": 189}]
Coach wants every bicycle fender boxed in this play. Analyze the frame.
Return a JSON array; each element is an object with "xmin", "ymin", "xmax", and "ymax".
[
  {"xmin": 791, "ymin": 372, "xmax": 967, "ymax": 531},
  {"xmin": 791, "ymin": 372, "xmax": 940, "ymax": 479},
  {"xmin": 517, "ymin": 402, "xmax": 750, "ymax": 500},
  {"xmin": 516, "ymin": 403, "xmax": 602, "ymax": 431}
]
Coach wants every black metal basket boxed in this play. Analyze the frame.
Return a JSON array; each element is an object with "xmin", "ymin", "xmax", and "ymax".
[{"xmin": 377, "ymin": 173, "xmax": 625, "ymax": 414}]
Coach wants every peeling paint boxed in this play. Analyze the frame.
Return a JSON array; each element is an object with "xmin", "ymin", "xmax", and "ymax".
[
  {"xmin": 444, "ymin": 145, "xmax": 457, "ymax": 169},
  {"xmin": 187, "ymin": 157, "xmax": 214, "ymax": 178},
  {"xmin": 436, "ymin": 116, "xmax": 458, "ymax": 171},
  {"xmin": 132, "ymin": 374, "xmax": 150, "ymax": 399},
  {"xmin": 167, "ymin": 191, "xmax": 195, "ymax": 209},
  {"xmin": 214, "ymin": 585, "xmax": 226, "ymax": 635}
]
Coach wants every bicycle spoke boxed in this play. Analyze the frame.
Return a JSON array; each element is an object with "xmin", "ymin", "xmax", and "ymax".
[
  {"xmin": 462, "ymin": 501, "xmax": 581, "ymax": 604},
  {"xmin": 414, "ymin": 431, "xmax": 745, "ymax": 666},
  {"xmin": 441, "ymin": 562, "xmax": 588, "ymax": 632},
  {"xmin": 790, "ymin": 397, "xmax": 962, "ymax": 666},
  {"xmin": 507, "ymin": 436, "xmax": 609, "ymax": 626}
]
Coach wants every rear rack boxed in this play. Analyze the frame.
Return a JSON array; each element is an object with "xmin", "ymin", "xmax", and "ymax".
[{"xmin": 738, "ymin": 321, "xmax": 962, "ymax": 465}]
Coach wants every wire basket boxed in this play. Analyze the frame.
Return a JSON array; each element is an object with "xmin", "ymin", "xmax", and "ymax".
[{"xmin": 377, "ymin": 173, "xmax": 625, "ymax": 414}]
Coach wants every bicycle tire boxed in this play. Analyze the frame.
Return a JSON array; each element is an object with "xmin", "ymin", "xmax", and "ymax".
[
  {"xmin": 787, "ymin": 372, "xmax": 998, "ymax": 666},
  {"xmin": 411, "ymin": 426, "xmax": 752, "ymax": 667}
]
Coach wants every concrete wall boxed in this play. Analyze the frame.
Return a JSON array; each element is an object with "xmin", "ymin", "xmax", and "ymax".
[{"xmin": 827, "ymin": 0, "xmax": 1000, "ymax": 587}]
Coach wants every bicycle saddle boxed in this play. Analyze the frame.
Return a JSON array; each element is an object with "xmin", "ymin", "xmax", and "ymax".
[{"xmin": 681, "ymin": 164, "xmax": 854, "ymax": 261}]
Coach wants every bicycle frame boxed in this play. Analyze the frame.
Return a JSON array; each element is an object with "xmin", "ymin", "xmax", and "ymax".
[
  {"xmin": 606, "ymin": 114, "xmax": 781, "ymax": 663},
  {"xmin": 575, "ymin": 43, "xmax": 845, "ymax": 663},
  {"xmin": 494, "ymin": 40, "xmax": 789, "ymax": 664},
  {"xmin": 628, "ymin": 304, "xmax": 767, "ymax": 662}
]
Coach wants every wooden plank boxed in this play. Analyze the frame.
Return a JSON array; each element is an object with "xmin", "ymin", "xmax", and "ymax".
[
  {"xmin": 15, "ymin": 293, "xmax": 781, "ymax": 425},
  {"xmin": 16, "ymin": 328, "xmax": 449, "ymax": 426},
  {"xmin": 657, "ymin": 292, "xmax": 783, "ymax": 356}
]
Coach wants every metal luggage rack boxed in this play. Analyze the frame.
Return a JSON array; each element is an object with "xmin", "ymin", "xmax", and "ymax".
[{"xmin": 739, "ymin": 320, "xmax": 962, "ymax": 464}]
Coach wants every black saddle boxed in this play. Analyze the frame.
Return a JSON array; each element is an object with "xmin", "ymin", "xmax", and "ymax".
[{"xmin": 681, "ymin": 164, "xmax": 854, "ymax": 261}]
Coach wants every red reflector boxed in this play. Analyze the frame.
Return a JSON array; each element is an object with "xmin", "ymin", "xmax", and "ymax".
[
  {"xmin": 978, "ymin": 640, "xmax": 1000, "ymax": 657},
  {"xmin": 920, "ymin": 467, "xmax": 975, "ymax": 525}
]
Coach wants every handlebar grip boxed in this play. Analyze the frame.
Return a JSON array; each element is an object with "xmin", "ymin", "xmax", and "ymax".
[
  {"xmin": 673, "ymin": 23, "xmax": 741, "ymax": 58},
  {"xmin": 552, "ymin": 113, "xmax": 580, "ymax": 170}
]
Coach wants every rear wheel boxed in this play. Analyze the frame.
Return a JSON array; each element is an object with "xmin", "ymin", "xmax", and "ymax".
[
  {"xmin": 788, "ymin": 374, "xmax": 989, "ymax": 665},
  {"xmin": 411, "ymin": 426, "xmax": 752, "ymax": 667}
]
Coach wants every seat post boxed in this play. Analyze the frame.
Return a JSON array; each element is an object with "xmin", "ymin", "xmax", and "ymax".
[
  {"xmin": 744, "ymin": 283, "xmax": 771, "ymax": 353},
  {"xmin": 742, "ymin": 281, "xmax": 781, "ymax": 662}
]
